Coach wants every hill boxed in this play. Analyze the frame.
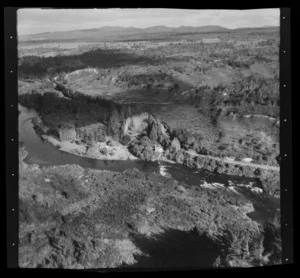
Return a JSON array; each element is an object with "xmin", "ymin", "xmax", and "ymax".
[{"xmin": 19, "ymin": 25, "xmax": 230, "ymax": 42}]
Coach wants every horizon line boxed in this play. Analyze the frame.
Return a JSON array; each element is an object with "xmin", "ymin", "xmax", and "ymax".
[{"xmin": 19, "ymin": 24, "xmax": 280, "ymax": 36}]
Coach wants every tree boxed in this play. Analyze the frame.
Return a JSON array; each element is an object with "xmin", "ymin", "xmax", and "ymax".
[
  {"xmin": 120, "ymin": 135, "xmax": 131, "ymax": 146},
  {"xmin": 108, "ymin": 108, "xmax": 120, "ymax": 139},
  {"xmin": 149, "ymin": 124, "xmax": 158, "ymax": 142}
]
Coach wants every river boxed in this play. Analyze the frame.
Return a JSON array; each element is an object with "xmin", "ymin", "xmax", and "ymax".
[{"xmin": 18, "ymin": 104, "xmax": 280, "ymax": 224}]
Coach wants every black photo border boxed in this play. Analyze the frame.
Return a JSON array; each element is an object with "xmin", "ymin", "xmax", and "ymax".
[{"xmin": 4, "ymin": 4, "xmax": 294, "ymax": 271}]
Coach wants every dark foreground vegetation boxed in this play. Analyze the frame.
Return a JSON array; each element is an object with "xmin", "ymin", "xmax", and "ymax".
[{"xmin": 19, "ymin": 149, "xmax": 281, "ymax": 268}]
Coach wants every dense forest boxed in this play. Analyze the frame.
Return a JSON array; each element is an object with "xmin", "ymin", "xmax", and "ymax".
[
  {"xmin": 18, "ymin": 49, "xmax": 155, "ymax": 78},
  {"xmin": 18, "ymin": 90, "xmax": 160, "ymax": 142},
  {"xmin": 185, "ymin": 75, "xmax": 279, "ymax": 118}
]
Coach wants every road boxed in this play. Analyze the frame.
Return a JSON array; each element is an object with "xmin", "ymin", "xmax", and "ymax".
[
  {"xmin": 186, "ymin": 150, "xmax": 280, "ymax": 171},
  {"xmin": 122, "ymin": 101, "xmax": 174, "ymax": 105}
]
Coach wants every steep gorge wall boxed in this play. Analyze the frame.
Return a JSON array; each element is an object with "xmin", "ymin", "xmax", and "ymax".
[
  {"xmin": 58, "ymin": 128, "xmax": 77, "ymax": 141},
  {"xmin": 122, "ymin": 113, "xmax": 170, "ymax": 143},
  {"xmin": 122, "ymin": 113, "xmax": 150, "ymax": 135}
]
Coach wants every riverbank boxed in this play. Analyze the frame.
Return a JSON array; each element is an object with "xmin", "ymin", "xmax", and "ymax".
[
  {"xmin": 18, "ymin": 145, "xmax": 281, "ymax": 268},
  {"xmin": 28, "ymin": 109, "xmax": 279, "ymax": 197},
  {"xmin": 163, "ymin": 148, "xmax": 280, "ymax": 197},
  {"xmin": 41, "ymin": 134, "xmax": 138, "ymax": 161},
  {"xmin": 42, "ymin": 130, "xmax": 279, "ymax": 185},
  {"xmin": 44, "ymin": 134, "xmax": 280, "ymax": 197}
]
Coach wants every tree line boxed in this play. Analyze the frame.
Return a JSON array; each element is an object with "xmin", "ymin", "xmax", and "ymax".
[
  {"xmin": 18, "ymin": 90, "xmax": 159, "ymax": 141},
  {"xmin": 187, "ymin": 75, "xmax": 279, "ymax": 118},
  {"xmin": 18, "ymin": 49, "xmax": 155, "ymax": 78}
]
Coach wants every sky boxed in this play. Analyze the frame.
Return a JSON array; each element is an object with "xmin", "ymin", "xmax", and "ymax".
[{"xmin": 17, "ymin": 8, "xmax": 280, "ymax": 35}]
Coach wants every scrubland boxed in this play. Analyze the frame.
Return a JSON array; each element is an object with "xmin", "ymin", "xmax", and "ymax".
[{"xmin": 19, "ymin": 147, "xmax": 281, "ymax": 268}]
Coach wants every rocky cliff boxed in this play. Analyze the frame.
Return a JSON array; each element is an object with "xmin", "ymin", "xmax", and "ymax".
[
  {"xmin": 58, "ymin": 128, "xmax": 77, "ymax": 142},
  {"xmin": 122, "ymin": 113, "xmax": 150, "ymax": 136},
  {"xmin": 122, "ymin": 113, "xmax": 170, "ymax": 144}
]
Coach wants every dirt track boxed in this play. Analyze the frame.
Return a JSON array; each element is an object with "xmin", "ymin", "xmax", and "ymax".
[
  {"xmin": 122, "ymin": 101, "xmax": 174, "ymax": 105},
  {"xmin": 186, "ymin": 150, "xmax": 280, "ymax": 171}
]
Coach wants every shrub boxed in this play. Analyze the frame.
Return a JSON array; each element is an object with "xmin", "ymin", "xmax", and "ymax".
[
  {"xmin": 99, "ymin": 148, "xmax": 108, "ymax": 155},
  {"xmin": 108, "ymin": 108, "xmax": 120, "ymax": 138},
  {"xmin": 120, "ymin": 135, "xmax": 131, "ymax": 146},
  {"xmin": 95, "ymin": 129, "xmax": 106, "ymax": 142}
]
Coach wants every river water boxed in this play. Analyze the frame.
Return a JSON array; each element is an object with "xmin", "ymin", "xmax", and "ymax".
[{"xmin": 18, "ymin": 104, "xmax": 280, "ymax": 224}]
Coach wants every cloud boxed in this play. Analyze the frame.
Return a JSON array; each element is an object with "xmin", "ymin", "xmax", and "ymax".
[{"xmin": 17, "ymin": 8, "xmax": 280, "ymax": 35}]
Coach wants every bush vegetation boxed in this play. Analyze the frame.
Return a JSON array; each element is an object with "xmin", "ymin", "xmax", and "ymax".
[
  {"xmin": 18, "ymin": 49, "xmax": 155, "ymax": 78},
  {"xmin": 19, "ymin": 88, "xmax": 164, "ymax": 146},
  {"xmin": 189, "ymin": 75, "xmax": 279, "ymax": 118}
]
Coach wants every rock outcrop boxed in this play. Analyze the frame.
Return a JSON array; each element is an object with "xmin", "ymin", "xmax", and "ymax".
[
  {"xmin": 170, "ymin": 137, "xmax": 181, "ymax": 151},
  {"xmin": 122, "ymin": 113, "xmax": 170, "ymax": 145},
  {"xmin": 58, "ymin": 128, "xmax": 77, "ymax": 142},
  {"xmin": 122, "ymin": 113, "xmax": 150, "ymax": 136}
]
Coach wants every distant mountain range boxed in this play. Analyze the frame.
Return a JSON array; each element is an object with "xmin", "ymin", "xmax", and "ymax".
[{"xmin": 19, "ymin": 25, "xmax": 279, "ymax": 42}]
